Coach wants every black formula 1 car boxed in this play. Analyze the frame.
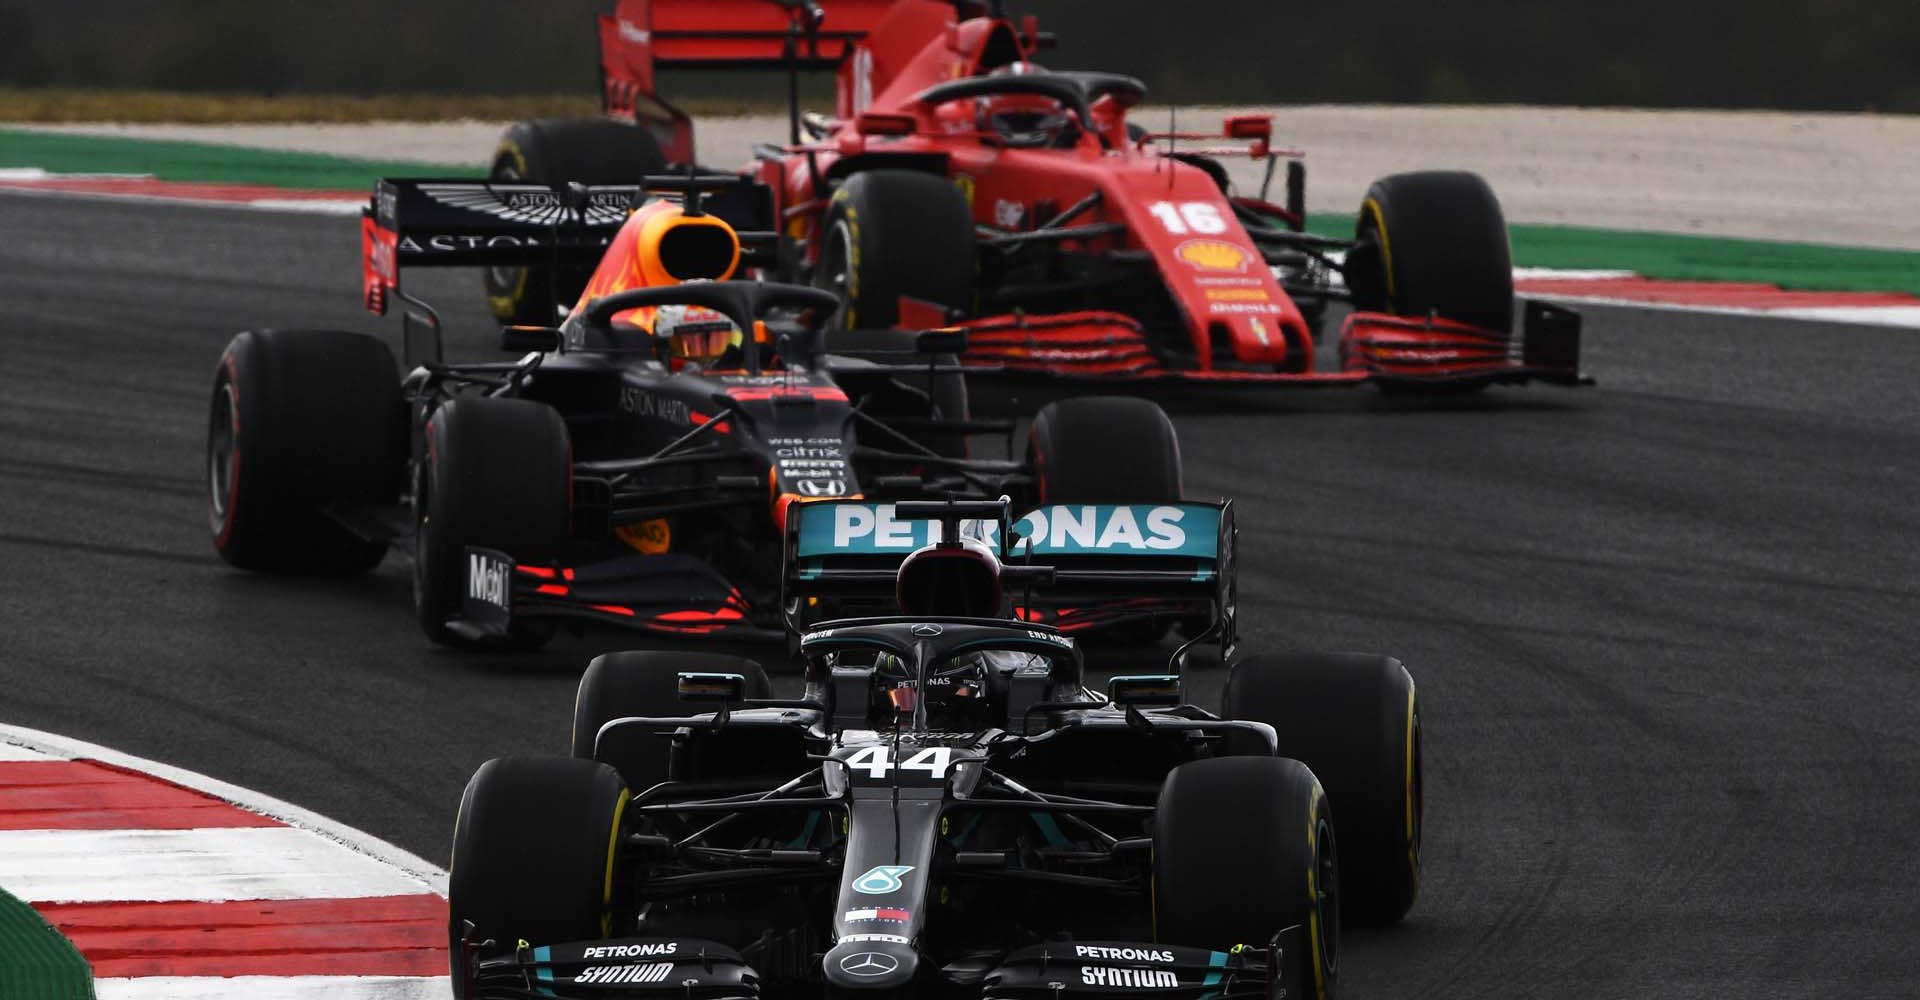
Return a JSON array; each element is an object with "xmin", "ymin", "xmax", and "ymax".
[
  {"xmin": 207, "ymin": 174, "xmax": 1191, "ymax": 646},
  {"xmin": 448, "ymin": 498, "xmax": 1423, "ymax": 999}
]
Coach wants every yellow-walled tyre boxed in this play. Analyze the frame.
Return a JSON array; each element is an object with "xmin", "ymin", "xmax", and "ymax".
[
  {"xmin": 1154, "ymin": 755, "xmax": 1339, "ymax": 1000},
  {"xmin": 448, "ymin": 756, "xmax": 629, "ymax": 998},
  {"xmin": 486, "ymin": 119, "xmax": 667, "ymax": 325},
  {"xmin": 814, "ymin": 169, "xmax": 974, "ymax": 331},
  {"xmin": 1348, "ymin": 169, "xmax": 1513, "ymax": 335},
  {"xmin": 1226, "ymin": 652, "xmax": 1421, "ymax": 926}
]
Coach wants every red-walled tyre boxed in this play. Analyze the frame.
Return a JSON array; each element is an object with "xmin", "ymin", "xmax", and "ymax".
[{"xmin": 207, "ymin": 329, "xmax": 403, "ymax": 574}]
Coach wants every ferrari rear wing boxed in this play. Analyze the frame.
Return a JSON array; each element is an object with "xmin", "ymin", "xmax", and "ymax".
[
  {"xmin": 602, "ymin": 0, "xmax": 902, "ymax": 79},
  {"xmin": 780, "ymin": 498, "xmax": 1238, "ymax": 658},
  {"xmin": 360, "ymin": 174, "xmax": 781, "ymax": 316},
  {"xmin": 601, "ymin": 0, "xmax": 929, "ymax": 152}
]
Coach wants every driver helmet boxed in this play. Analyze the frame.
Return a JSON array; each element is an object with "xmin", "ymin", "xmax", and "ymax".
[
  {"xmin": 652, "ymin": 289, "xmax": 740, "ymax": 366},
  {"xmin": 896, "ymin": 536, "xmax": 1006, "ymax": 618},
  {"xmin": 976, "ymin": 61, "xmax": 1072, "ymax": 149}
]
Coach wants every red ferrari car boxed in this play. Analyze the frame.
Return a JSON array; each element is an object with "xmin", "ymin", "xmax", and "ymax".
[{"xmin": 490, "ymin": 0, "xmax": 1585, "ymax": 392}]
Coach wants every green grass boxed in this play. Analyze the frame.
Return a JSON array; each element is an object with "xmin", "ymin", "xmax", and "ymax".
[
  {"xmin": 4, "ymin": 126, "xmax": 1917, "ymax": 296},
  {"xmin": 0, "ymin": 127, "xmax": 480, "ymax": 190},
  {"xmin": 0, "ymin": 887, "xmax": 93, "ymax": 1000},
  {"xmin": 1306, "ymin": 213, "xmax": 1920, "ymax": 296}
]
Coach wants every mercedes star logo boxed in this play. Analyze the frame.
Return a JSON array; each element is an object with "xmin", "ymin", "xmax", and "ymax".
[
  {"xmin": 840, "ymin": 952, "xmax": 900, "ymax": 977},
  {"xmin": 910, "ymin": 623, "xmax": 944, "ymax": 636}
]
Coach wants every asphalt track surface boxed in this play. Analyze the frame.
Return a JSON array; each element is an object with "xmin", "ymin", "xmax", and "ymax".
[{"xmin": 2, "ymin": 191, "xmax": 1917, "ymax": 997}]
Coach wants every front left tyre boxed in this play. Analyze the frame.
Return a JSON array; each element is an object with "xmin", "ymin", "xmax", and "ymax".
[
  {"xmin": 448, "ymin": 755, "xmax": 629, "ymax": 998},
  {"xmin": 207, "ymin": 329, "xmax": 404, "ymax": 574}
]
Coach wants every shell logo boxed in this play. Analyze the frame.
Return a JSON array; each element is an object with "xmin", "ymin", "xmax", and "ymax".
[{"xmin": 1176, "ymin": 239, "xmax": 1253, "ymax": 274}]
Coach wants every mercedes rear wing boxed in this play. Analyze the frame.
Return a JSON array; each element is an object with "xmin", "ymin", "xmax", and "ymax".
[
  {"xmin": 781, "ymin": 498, "xmax": 1238, "ymax": 660},
  {"xmin": 360, "ymin": 173, "xmax": 781, "ymax": 317}
]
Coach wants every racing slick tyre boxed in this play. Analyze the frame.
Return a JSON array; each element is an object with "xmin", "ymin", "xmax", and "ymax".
[
  {"xmin": 816, "ymin": 169, "xmax": 975, "ymax": 330},
  {"xmin": 1028, "ymin": 396, "xmax": 1181, "ymax": 504},
  {"xmin": 486, "ymin": 119, "xmax": 668, "ymax": 325},
  {"xmin": 1154, "ymin": 756, "xmax": 1338, "ymax": 1000},
  {"xmin": 1028, "ymin": 396, "xmax": 1183, "ymax": 641},
  {"xmin": 572, "ymin": 650, "xmax": 773, "ymax": 789},
  {"xmin": 208, "ymin": 329, "xmax": 403, "ymax": 574},
  {"xmin": 448, "ymin": 755, "xmax": 629, "ymax": 998},
  {"xmin": 1224, "ymin": 653, "xmax": 1420, "ymax": 927},
  {"xmin": 415, "ymin": 397, "xmax": 571, "ymax": 648},
  {"xmin": 1346, "ymin": 170, "xmax": 1513, "ymax": 336}
]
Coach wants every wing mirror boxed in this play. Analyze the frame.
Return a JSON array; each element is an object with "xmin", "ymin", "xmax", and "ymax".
[
  {"xmin": 678, "ymin": 671, "xmax": 748, "ymax": 703},
  {"xmin": 500, "ymin": 325, "xmax": 560, "ymax": 352},
  {"xmin": 1108, "ymin": 674, "xmax": 1182, "ymax": 707},
  {"xmin": 915, "ymin": 327, "xmax": 968, "ymax": 355}
]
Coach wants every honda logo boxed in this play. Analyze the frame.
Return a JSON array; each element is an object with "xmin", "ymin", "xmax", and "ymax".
[{"xmin": 796, "ymin": 478, "xmax": 847, "ymax": 497}]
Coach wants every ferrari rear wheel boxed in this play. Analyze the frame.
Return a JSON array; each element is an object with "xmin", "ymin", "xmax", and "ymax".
[
  {"xmin": 208, "ymin": 329, "xmax": 403, "ymax": 574},
  {"xmin": 448, "ymin": 756, "xmax": 629, "ymax": 998},
  {"xmin": 1154, "ymin": 756, "xmax": 1338, "ymax": 1000},
  {"xmin": 1225, "ymin": 652, "xmax": 1421, "ymax": 926},
  {"xmin": 572, "ymin": 651, "xmax": 772, "ymax": 790},
  {"xmin": 485, "ymin": 119, "xmax": 667, "ymax": 325},
  {"xmin": 414, "ymin": 396, "xmax": 571, "ymax": 647}
]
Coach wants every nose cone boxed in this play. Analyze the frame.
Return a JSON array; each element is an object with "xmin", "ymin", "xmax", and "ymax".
[{"xmin": 823, "ymin": 941, "xmax": 918, "ymax": 990}]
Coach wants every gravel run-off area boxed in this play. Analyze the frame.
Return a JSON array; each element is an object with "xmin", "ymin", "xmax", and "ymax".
[{"xmin": 18, "ymin": 105, "xmax": 1920, "ymax": 250}]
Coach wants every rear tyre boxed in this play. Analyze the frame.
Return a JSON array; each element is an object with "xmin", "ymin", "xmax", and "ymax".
[
  {"xmin": 815, "ymin": 169, "xmax": 975, "ymax": 331},
  {"xmin": 572, "ymin": 651, "xmax": 772, "ymax": 790},
  {"xmin": 208, "ymin": 329, "xmax": 403, "ymax": 574},
  {"xmin": 1154, "ymin": 756, "xmax": 1338, "ymax": 1000},
  {"xmin": 1027, "ymin": 396, "xmax": 1183, "ymax": 641},
  {"xmin": 448, "ymin": 756, "xmax": 628, "ymax": 997},
  {"xmin": 414, "ymin": 397, "xmax": 571, "ymax": 647},
  {"xmin": 1224, "ymin": 652, "xmax": 1420, "ymax": 926},
  {"xmin": 1028, "ymin": 396, "xmax": 1181, "ymax": 504},
  {"xmin": 486, "ymin": 119, "xmax": 668, "ymax": 325}
]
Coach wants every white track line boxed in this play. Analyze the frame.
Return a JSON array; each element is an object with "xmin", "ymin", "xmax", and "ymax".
[
  {"xmin": 0, "ymin": 827, "xmax": 437, "ymax": 903},
  {"xmin": 95, "ymin": 975, "xmax": 450, "ymax": 1000},
  {"xmin": 0, "ymin": 183, "xmax": 365, "ymax": 217},
  {"xmin": 1521, "ymin": 291, "xmax": 1920, "ymax": 329}
]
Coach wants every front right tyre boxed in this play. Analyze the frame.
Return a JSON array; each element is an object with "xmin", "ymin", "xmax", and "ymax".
[
  {"xmin": 1225, "ymin": 652, "xmax": 1421, "ymax": 926},
  {"xmin": 1153, "ymin": 755, "xmax": 1338, "ymax": 1000}
]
